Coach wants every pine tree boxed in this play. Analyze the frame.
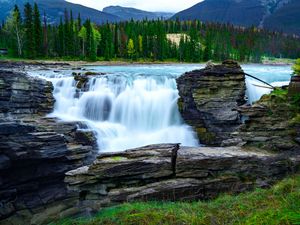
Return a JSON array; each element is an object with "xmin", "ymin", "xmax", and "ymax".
[
  {"xmin": 33, "ymin": 3, "xmax": 42, "ymax": 57},
  {"xmin": 24, "ymin": 3, "xmax": 34, "ymax": 58},
  {"xmin": 43, "ymin": 11, "xmax": 48, "ymax": 57}
]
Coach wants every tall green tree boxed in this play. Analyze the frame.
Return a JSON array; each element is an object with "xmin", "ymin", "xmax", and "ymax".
[
  {"xmin": 24, "ymin": 3, "xmax": 34, "ymax": 58},
  {"xmin": 4, "ymin": 5, "xmax": 24, "ymax": 57},
  {"xmin": 33, "ymin": 3, "xmax": 42, "ymax": 57},
  {"xmin": 127, "ymin": 38, "xmax": 135, "ymax": 59}
]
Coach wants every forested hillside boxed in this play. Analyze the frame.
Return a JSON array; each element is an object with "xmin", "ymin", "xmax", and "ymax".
[
  {"xmin": 0, "ymin": 3, "xmax": 300, "ymax": 62},
  {"xmin": 0, "ymin": 0, "xmax": 120, "ymax": 25},
  {"xmin": 172, "ymin": 0, "xmax": 300, "ymax": 35}
]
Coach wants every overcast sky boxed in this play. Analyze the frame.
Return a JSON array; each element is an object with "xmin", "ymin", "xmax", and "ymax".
[{"xmin": 66, "ymin": 0, "xmax": 202, "ymax": 13}]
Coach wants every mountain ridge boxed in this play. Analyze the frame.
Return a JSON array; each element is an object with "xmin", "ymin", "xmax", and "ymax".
[
  {"xmin": 0, "ymin": 0, "xmax": 121, "ymax": 24},
  {"xmin": 103, "ymin": 5, "xmax": 174, "ymax": 21},
  {"xmin": 172, "ymin": 0, "xmax": 299, "ymax": 35}
]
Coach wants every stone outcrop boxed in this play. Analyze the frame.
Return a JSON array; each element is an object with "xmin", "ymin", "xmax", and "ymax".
[
  {"xmin": 177, "ymin": 60, "xmax": 246, "ymax": 146},
  {"xmin": 0, "ymin": 70, "xmax": 54, "ymax": 118},
  {"xmin": 235, "ymin": 88, "xmax": 300, "ymax": 151},
  {"xmin": 0, "ymin": 70, "xmax": 97, "ymax": 225},
  {"xmin": 65, "ymin": 144, "xmax": 300, "ymax": 215}
]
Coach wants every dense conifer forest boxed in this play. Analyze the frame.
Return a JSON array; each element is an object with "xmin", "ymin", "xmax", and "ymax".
[{"xmin": 0, "ymin": 3, "xmax": 300, "ymax": 62}]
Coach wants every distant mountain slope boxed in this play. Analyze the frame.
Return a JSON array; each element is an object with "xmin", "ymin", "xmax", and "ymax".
[
  {"xmin": 171, "ymin": 0, "xmax": 264, "ymax": 26},
  {"xmin": 0, "ymin": 0, "xmax": 120, "ymax": 24},
  {"xmin": 263, "ymin": 0, "xmax": 300, "ymax": 35},
  {"xmin": 172, "ymin": 0, "xmax": 299, "ymax": 35},
  {"xmin": 103, "ymin": 6, "xmax": 174, "ymax": 21}
]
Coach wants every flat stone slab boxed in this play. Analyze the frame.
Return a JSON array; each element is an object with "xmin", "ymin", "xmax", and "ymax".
[
  {"xmin": 65, "ymin": 144, "xmax": 179, "ymax": 187},
  {"xmin": 65, "ymin": 144, "xmax": 300, "ymax": 215}
]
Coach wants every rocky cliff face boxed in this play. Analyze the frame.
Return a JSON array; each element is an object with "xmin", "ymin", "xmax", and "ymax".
[
  {"xmin": 0, "ymin": 70, "xmax": 97, "ymax": 225},
  {"xmin": 177, "ymin": 60, "xmax": 246, "ymax": 146},
  {"xmin": 0, "ymin": 70, "xmax": 54, "ymax": 117}
]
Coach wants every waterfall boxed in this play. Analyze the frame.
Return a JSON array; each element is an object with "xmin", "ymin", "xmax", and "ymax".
[
  {"xmin": 49, "ymin": 73, "xmax": 199, "ymax": 152},
  {"xmin": 28, "ymin": 64, "xmax": 292, "ymax": 152}
]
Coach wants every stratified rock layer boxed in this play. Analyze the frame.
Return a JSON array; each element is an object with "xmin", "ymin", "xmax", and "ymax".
[
  {"xmin": 0, "ymin": 70, "xmax": 54, "ymax": 117},
  {"xmin": 0, "ymin": 70, "xmax": 97, "ymax": 225},
  {"xmin": 235, "ymin": 88, "xmax": 300, "ymax": 151},
  {"xmin": 65, "ymin": 144, "xmax": 300, "ymax": 215},
  {"xmin": 177, "ymin": 60, "xmax": 246, "ymax": 146}
]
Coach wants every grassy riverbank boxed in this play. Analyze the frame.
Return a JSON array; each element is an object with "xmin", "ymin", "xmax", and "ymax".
[{"xmin": 56, "ymin": 174, "xmax": 300, "ymax": 225}]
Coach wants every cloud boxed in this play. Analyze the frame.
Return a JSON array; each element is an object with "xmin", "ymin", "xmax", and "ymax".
[{"xmin": 66, "ymin": 0, "xmax": 202, "ymax": 12}]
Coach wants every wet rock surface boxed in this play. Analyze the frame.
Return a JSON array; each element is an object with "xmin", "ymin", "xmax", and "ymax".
[
  {"xmin": 0, "ymin": 70, "xmax": 54, "ymax": 118},
  {"xmin": 177, "ymin": 60, "xmax": 246, "ymax": 146},
  {"xmin": 0, "ymin": 70, "xmax": 97, "ymax": 225}
]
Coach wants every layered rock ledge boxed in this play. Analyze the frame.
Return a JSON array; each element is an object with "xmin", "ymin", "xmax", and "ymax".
[
  {"xmin": 0, "ymin": 70, "xmax": 97, "ymax": 225},
  {"xmin": 233, "ymin": 88, "xmax": 300, "ymax": 152},
  {"xmin": 177, "ymin": 60, "xmax": 246, "ymax": 146},
  {"xmin": 65, "ymin": 144, "xmax": 300, "ymax": 215}
]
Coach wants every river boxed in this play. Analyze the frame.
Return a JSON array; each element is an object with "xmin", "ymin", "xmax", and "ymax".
[{"xmin": 28, "ymin": 64, "xmax": 292, "ymax": 152}]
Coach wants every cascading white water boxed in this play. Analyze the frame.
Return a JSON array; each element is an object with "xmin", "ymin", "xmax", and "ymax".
[
  {"xmin": 28, "ymin": 64, "xmax": 292, "ymax": 153},
  {"xmin": 243, "ymin": 65, "xmax": 292, "ymax": 103},
  {"xmin": 49, "ymin": 73, "xmax": 199, "ymax": 152}
]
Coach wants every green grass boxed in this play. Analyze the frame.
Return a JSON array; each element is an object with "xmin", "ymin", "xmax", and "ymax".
[
  {"xmin": 55, "ymin": 175, "xmax": 300, "ymax": 225},
  {"xmin": 271, "ymin": 88, "xmax": 289, "ymax": 97}
]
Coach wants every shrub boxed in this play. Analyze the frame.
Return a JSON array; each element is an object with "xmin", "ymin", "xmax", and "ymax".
[{"xmin": 293, "ymin": 58, "xmax": 300, "ymax": 76}]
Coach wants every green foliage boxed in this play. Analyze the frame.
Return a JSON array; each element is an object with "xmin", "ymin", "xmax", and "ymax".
[
  {"xmin": 3, "ymin": 5, "xmax": 24, "ymax": 57},
  {"xmin": 291, "ymin": 94, "xmax": 300, "ymax": 108},
  {"xmin": 24, "ymin": 2, "xmax": 34, "ymax": 58},
  {"xmin": 293, "ymin": 59, "xmax": 300, "ymax": 76},
  {"xmin": 1, "ymin": 3, "xmax": 300, "ymax": 62},
  {"xmin": 33, "ymin": 3, "xmax": 42, "ymax": 57},
  {"xmin": 55, "ymin": 175, "xmax": 300, "ymax": 225},
  {"xmin": 127, "ymin": 38, "xmax": 135, "ymax": 58},
  {"xmin": 271, "ymin": 88, "xmax": 289, "ymax": 98}
]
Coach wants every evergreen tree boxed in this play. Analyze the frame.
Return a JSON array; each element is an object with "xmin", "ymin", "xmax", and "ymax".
[
  {"xmin": 33, "ymin": 3, "xmax": 42, "ymax": 57},
  {"xmin": 43, "ymin": 11, "xmax": 48, "ymax": 57},
  {"xmin": 24, "ymin": 3, "xmax": 34, "ymax": 58}
]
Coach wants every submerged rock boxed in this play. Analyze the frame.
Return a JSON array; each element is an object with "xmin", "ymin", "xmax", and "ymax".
[{"xmin": 177, "ymin": 60, "xmax": 246, "ymax": 146}]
